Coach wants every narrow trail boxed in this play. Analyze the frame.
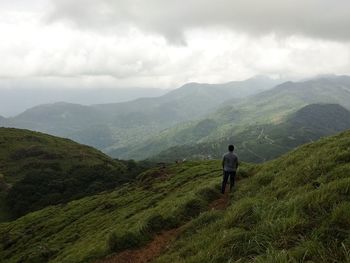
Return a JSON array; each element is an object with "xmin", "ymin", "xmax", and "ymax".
[
  {"xmin": 100, "ymin": 228, "xmax": 180, "ymax": 263},
  {"xmin": 209, "ymin": 190, "xmax": 230, "ymax": 211},
  {"xmin": 98, "ymin": 191, "xmax": 230, "ymax": 263},
  {"xmin": 257, "ymin": 128, "xmax": 264, "ymax": 140}
]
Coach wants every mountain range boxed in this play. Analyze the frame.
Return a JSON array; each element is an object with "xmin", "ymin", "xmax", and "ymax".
[
  {"xmin": 0, "ymin": 76, "xmax": 280, "ymax": 153},
  {"xmin": 1, "ymin": 75, "xmax": 350, "ymax": 163},
  {"xmin": 113, "ymin": 75, "xmax": 350, "ymax": 160},
  {"xmin": 0, "ymin": 87, "xmax": 169, "ymax": 117}
]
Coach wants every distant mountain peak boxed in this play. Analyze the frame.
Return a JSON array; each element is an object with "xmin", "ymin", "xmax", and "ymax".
[
  {"xmin": 247, "ymin": 75, "xmax": 275, "ymax": 81},
  {"xmin": 177, "ymin": 75, "xmax": 277, "ymax": 89}
]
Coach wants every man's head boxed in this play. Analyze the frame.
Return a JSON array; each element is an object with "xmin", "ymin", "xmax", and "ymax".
[{"xmin": 228, "ymin": 144, "xmax": 234, "ymax": 152}]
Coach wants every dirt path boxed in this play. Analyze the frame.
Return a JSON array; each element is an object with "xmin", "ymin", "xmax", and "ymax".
[
  {"xmin": 98, "ymin": 192, "xmax": 230, "ymax": 263},
  {"xmin": 208, "ymin": 191, "xmax": 230, "ymax": 210},
  {"xmin": 100, "ymin": 228, "xmax": 180, "ymax": 263}
]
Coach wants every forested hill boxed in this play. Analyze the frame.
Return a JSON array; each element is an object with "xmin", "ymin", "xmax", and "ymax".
[
  {"xmin": 289, "ymin": 103, "xmax": 350, "ymax": 133},
  {"xmin": 0, "ymin": 128, "xmax": 130, "ymax": 220},
  {"xmin": 0, "ymin": 130, "xmax": 349, "ymax": 262}
]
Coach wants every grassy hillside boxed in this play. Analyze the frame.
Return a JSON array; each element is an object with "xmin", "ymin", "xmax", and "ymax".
[
  {"xmin": 1, "ymin": 130, "xmax": 350, "ymax": 262},
  {"xmin": 156, "ymin": 131, "xmax": 350, "ymax": 262},
  {"xmin": 124, "ymin": 76, "xmax": 350, "ymax": 160},
  {"xmin": 152, "ymin": 104, "xmax": 350, "ymax": 162},
  {"xmin": 0, "ymin": 128, "xmax": 129, "ymax": 220},
  {"xmin": 0, "ymin": 160, "xmax": 234, "ymax": 262}
]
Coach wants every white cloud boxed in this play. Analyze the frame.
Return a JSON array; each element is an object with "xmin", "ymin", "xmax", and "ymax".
[
  {"xmin": 0, "ymin": 0, "xmax": 350, "ymax": 89},
  {"xmin": 48, "ymin": 0, "xmax": 350, "ymax": 43}
]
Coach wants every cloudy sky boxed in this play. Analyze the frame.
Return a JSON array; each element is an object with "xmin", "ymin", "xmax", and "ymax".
[{"xmin": 1, "ymin": 0, "xmax": 350, "ymax": 89}]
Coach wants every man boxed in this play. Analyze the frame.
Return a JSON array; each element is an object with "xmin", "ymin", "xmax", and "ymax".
[{"xmin": 221, "ymin": 144, "xmax": 239, "ymax": 194}]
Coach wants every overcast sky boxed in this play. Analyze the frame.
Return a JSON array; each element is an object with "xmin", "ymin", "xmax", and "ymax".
[{"xmin": 1, "ymin": 0, "xmax": 350, "ymax": 89}]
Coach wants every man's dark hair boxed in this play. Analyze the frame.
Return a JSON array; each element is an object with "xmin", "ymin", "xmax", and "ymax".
[{"xmin": 228, "ymin": 144, "xmax": 234, "ymax": 152}]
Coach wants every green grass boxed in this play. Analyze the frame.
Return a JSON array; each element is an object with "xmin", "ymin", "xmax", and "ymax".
[
  {"xmin": 0, "ymin": 160, "xmax": 243, "ymax": 262},
  {"xmin": 156, "ymin": 130, "xmax": 350, "ymax": 262},
  {"xmin": 0, "ymin": 128, "xmax": 123, "ymax": 185},
  {"xmin": 1, "ymin": 130, "xmax": 350, "ymax": 262}
]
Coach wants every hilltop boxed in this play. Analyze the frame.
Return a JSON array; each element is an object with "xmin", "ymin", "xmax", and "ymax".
[
  {"xmin": 0, "ymin": 130, "xmax": 349, "ymax": 262},
  {"xmin": 289, "ymin": 103, "xmax": 350, "ymax": 133},
  {"xmin": 0, "ymin": 128, "xmax": 130, "ymax": 220}
]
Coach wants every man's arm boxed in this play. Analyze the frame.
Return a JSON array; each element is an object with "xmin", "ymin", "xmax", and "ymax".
[{"xmin": 222, "ymin": 156, "xmax": 225, "ymax": 170}]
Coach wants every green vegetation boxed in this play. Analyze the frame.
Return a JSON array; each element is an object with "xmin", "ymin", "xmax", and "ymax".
[
  {"xmin": 0, "ymin": 128, "xmax": 129, "ymax": 220},
  {"xmin": 0, "ymin": 160, "xmax": 236, "ymax": 262},
  {"xmin": 151, "ymin": 103, "xmax": 350, "ymax": 163},
  {"xmin": 0, "ymin": 130, "xmax": 350, "ymax": 262},
  {"xmin": 156, "ymin": 130, "xmax": 350, "ymax": 262}
]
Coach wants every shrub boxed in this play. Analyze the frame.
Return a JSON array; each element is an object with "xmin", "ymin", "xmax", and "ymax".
[
  {"xmin": 196, "ymin": 187, "xmax": 220, "ymax": 203},
  {"xmin": 144, "ymin": 213, "xmax": 169, "ymax": 233},
  {"xmin": 107, "ymin": 231, "xmax": 144, "ymax": 252},
  {"xmin": 180, "ymin": 198, "xmax": 206, "ymax": 219}
]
